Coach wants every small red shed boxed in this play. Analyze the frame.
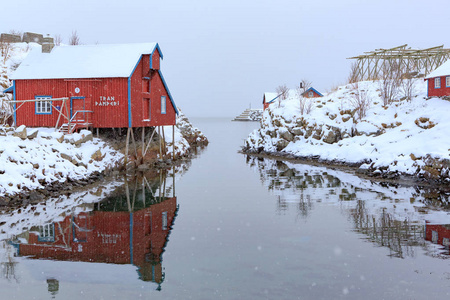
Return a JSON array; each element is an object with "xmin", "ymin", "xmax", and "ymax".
[
  {"xmin": 301, "ymin": 87, "xmax": 323, "ymax": 98},
  {"xmin": 425, "ymin": 59, "xmax": 450, "ymax": 97},
  {"xmin": 262, "ymin": 92, "xmax": 280, "ymax": 110},
  {"xmin": 9, "ymin": 43, "xmax": 178, "ymax": 132}
]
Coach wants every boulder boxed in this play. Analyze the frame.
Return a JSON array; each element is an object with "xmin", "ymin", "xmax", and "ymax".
[
  {"xmin": 13, "ymin": 125, "xmax": 27, "ymax": 140},
  {"xmin": 275, "ymin": 139, "xmax": 289, "ymax": 151},
  {"xmin": 91, "ymin": 149, "xmax": 103, "ymax": 161},
  {"xmin": 27, "ymin": 129, "xmax": 39, "ymax": 140},
  {"xmin": 278, "ymin": 128, "xmax": 294, "ymax": 142}
]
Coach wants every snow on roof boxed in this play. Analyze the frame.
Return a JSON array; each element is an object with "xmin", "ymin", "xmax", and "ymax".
[
  {"xmin": 264, "ymin": 92, "xmax": 280, "ymax": 104},
  {"xmin": 425, "ymin": 59, "xmax": 450, "ymax": 79},
  {"xmin": 11, "ymin": 42, "xmax": 161, "ymax": 80}
]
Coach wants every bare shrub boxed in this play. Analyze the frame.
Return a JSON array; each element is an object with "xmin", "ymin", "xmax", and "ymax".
[
  {"xmin": 0, "ymin": 40, "xmax": 14, "ymax": 63},
  {"xmin": 379, "ymin": 62, "xmax": 401, "ymax": 106},
  {"xmin": 276, "ymin": 84, "xmax": 289, "ymax": 107},
  {"xmin": 54, "ymin": 34, "xmax": 62, "ymax": 46},
  {"xmin": 297, "ymin": 85, "xmax": 313, "ymax": 115},
  {"xmin": 348, "ymin": 62, "xmax": 359, "ymax": 83},
  {"xmin": 69, "ymin": 30, "xmax": 80, "ymax": 45},
  {"xmin": 350, "ymin": 83, "xmax": 371, "ymax": 120},
  {"xmin": 400, "ymin": 64, "xmax": 418, "ymax": 102}
]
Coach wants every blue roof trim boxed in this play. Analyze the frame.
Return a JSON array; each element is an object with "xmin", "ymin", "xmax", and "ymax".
[
  {"xmin": 267, "ymin": 94, "xmax": 281, "ymax": 104},
  {"xmin": 151, "ymin": 43, "xmax": 163, "ymax": 60},
  {"xmin": 2, "ymin": 86, "xmax": 13, "ymax": 93},
  {"xmin": 157, "ymin": 70, "xmax": 179, "ymax": 115},
  {"xmin": 128, "ymin": 55, "xmax": 143, "ymax": 127},
  {"xmin": 304, "ymin": 87, "xmax": 323, "ymax": 97}
]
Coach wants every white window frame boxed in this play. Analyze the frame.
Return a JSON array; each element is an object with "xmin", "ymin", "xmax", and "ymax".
[
  {"xmin": 308, "ymin": 91, "xmax": 314, "ymax": 97},
  {"xmin": 35, "ymin": 96, "xmax": 52, "ymax": 114},
  {"xmin": 446, "ymin": 76, "xmax": 450, "ymax": 87},
  {"xmin": 432, "ymin": 230, "xmax": 438, "ymax": 243},
  {"xmin": 435, "ymin": 77, "xmax": 441, "ymax": 89},
  {"xmin": 161, "ymin": 96, "xmax": 166, "ymax": 114}
]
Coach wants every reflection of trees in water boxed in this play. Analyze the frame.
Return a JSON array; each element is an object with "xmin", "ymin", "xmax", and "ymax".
[
  {"xmin": 247, "ymin": 156, "xmax": 450, "ymax": 259},
  {"xmin": 349, "ymin": 200, "xmax": 425, "ymax": 258}
]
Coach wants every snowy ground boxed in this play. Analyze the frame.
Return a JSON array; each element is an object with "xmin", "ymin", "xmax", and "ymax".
[
  {"xmin": 0, "ymin": 127, "xmax": 122, "ymax": 197},
  {"xmin": 245, "ymin": 80, "xmax": 450, "ymax": 181}
]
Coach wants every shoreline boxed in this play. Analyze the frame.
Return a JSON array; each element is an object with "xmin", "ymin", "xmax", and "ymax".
[{"xmin": 241, "ymin": 149, "xmax": 450, "ymax": 194}]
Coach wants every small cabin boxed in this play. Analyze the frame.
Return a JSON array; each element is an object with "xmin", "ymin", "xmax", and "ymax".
[
  {"xmin": 425, "ymin": 59, "xmax": 450, "ymax": 97},
  {"xmin": 301, "ymin": 87, "xmax": 323, "ymax": 98},
  {"xmin": 6, "ymin": 43, "xmax": 178, "ymax": 132},
  {"xmin": 262, "ymin": 92, "xmax": 280, "ymax": 110}
]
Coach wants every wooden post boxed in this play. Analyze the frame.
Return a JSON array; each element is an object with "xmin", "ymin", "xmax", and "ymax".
[
  {"xmin": 130, "ymin": 127, "xmax": 138, "ymax": 159},
  {"xmin": 162, "ymin": 126, "xmax": 166, "ymax": 159},
  {"xmin": 96, "ymin": 128, "xmax": 99, "ymax": 138},
  {"xmin": 158, "ymin": 126, "xmax": 163, "ymax": 159},
  {"xmin": 173, "ymin": 165, "xmax": 175, "ymax": 198},
  {"xmin": 124, "ymin": 127, "xmax": 130, "ymax": 167},
  {"xmin": 143, "ymin": 127, "xmax": 156, "ymax": 157},
  {"xmin": 172, "ymin": 125, "xmax": 175, "ymax": 160}
]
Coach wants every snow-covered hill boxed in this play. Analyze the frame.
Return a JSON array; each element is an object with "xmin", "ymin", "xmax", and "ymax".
[{"xmin": 244, "ymin": 80, "xmax": 450, "ymax": 182}]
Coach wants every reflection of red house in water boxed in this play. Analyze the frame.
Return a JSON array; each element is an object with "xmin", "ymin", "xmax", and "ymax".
[
  {"xmin": 16, "ymin": 197, "xmax": 178, "ymax": 285},
  {"xmin": 425, "ymin": 222, "xmax": 450, "ymax": 254}
]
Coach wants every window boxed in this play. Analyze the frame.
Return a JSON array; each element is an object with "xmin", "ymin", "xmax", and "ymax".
[
  {"xmin": 435, "ymin": 77, "xmax": 441, "ymax": 89},
  {"xmin": 161, "ymin": 96, "xmax": 166, "ymax": 114},
  {"xmin": 446, "ymin": 76, "xmax": 450, "ymax": 87},
  {"xmin": 162, "ymin": 212, "xmax": 168, "ymax": 230},
  {"xmin": 35, "ymin": 96, "xmax": 52, "ymax": 114},
  {"xmin": 308, "ymin": 91, "xmax": 314, "ymax": 97},
  {"xmin": 38, "ymin": 223, "xmax": 55, "ymax": 242}
]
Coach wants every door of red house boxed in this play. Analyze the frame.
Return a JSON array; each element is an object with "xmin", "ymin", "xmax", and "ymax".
[{"xmin": 71, "ymin": 97, "xmax": 85, "ymax": 122}]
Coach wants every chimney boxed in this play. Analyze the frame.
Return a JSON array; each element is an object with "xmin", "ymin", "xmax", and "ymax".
[{"xmin": 42, "ymin": 35, "xmax": 55, "ymax": 53}]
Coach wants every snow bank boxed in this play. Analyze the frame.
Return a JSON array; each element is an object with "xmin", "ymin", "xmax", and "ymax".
[
  {"xmin": 0, "ymin": 126, "xmax": 123, "ymax": 197},
  {"xmin": 245, "ymin": 80, "xmax": 450, "ymax": 181}
]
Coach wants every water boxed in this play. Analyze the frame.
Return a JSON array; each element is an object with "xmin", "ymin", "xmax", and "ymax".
[{"xmin": 0, "ymin": 118, "xmax": 449, "ymax": 299}]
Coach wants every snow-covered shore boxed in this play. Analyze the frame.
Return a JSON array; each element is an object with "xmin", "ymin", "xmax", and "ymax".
[
  {"xmin": 0, "ymin": 127, "xmax": 122, "ymax": 198},
  {"xmin": 244, "ymin": 80, "xmax": 450, "ymax": 183}
]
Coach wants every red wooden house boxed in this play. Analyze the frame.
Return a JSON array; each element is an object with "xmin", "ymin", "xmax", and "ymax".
[
  {"xmin": 301, "ymin": 87, "xmax": 323, "ymax": 98},
  {"xmin": 7, "ymin": 43, "xmax": 178, "ymax": 132},
  {"xmin": 425, "ymin": 59, "xmax": 450, "ymax": 97}
]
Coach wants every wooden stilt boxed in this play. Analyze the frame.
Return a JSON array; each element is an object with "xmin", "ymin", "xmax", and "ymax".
[
  {"xmin": 124, "ymin": 127, "xmax": 130, "ymax": 167},
  {"xmin": 162, "ymin": 126, "xmax": 166, "ymax": 159},
  {"xmin": 163, "ymin": 170, "xmax": 166, "ymax": 199},
  {"xmin": 173, "ymin": 165, "xmax": 175, "ymax": 198},
  {"xmin": 172, "ymin": 125, "xmax": 175, "ymax": 159},
  {"xmin": 158, "ymin": 126, "xmax": 163, "ymax": 159},
  {"xmin": 143, "ymin": 127, "xmax": 156, "ymax": 157},
  {"xmin": 130, "ymin": 127, "xmax": 138, "ymax": 158},
  {"xmin": 96, "ymin": 128, "xmax": 99, "ymax": 138}
]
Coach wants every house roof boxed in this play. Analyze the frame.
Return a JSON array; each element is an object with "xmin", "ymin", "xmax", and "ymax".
[
  {"xmin": 302, "ymin": 87, "xmax": 323, "ymax": 97},
  {"xmin": 11, "ymin": 43, "xmax": 162, "ymax": 80},
  {"xmin": 425, "ymin": 59, "xmax": 450, "ymax": 79},
  {"xmin": 263, "ymin": 92, "xmax": 280, "ymax": 104}
]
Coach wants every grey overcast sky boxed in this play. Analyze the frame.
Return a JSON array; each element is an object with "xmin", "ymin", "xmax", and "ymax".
[{"xmin": 2, "ymin": 0, "xmax": 450, "ymax": 117}]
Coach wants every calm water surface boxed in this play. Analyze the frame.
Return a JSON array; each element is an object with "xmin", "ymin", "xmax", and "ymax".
[{"xmin": 0, "ymin": 118, "xmax": 449, "ymax": 299}]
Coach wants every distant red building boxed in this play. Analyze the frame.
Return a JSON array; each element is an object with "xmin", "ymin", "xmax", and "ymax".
[
  {"xmin": 425, "ymin": 59, "xmax": 450, "ymax": 97},
  {"xmin": 15, "ymin": 196, "xmax": 178, "ymax": 284},
  {"xmin": 6, "ymin": 43, "xmax": 178, "ymax": 132},
  {"xmin": 301, "ymin": 87, "xmax": 323, "ymax": 98},
  {"xmin": 425, "ymin": 221, "xmax": 450, "ymax": 254},
  {"xmin": 262, "ymin": 92, "xmax": 280, "ymax": 110}
]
